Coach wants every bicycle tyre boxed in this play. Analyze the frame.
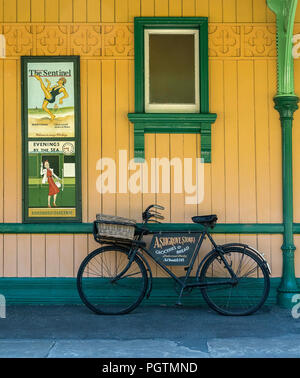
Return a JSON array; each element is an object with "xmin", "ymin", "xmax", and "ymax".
[
  {"xmin": 77, "ymin": 245, "xmax": 148, "ymax": 315},
  {"xmin": 199, "ymin": 247, "xmax": 270, "ymax": 316}
]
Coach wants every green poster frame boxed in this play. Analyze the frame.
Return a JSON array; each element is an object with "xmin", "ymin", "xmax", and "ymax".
[{"xmin": 21, "ymin": 56, "xmax": 82, "ymax": 223}]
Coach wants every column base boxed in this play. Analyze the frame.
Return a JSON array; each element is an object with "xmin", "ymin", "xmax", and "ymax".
[
  {"xmin": 277, "ymin": 290, "xmax": 300, "ymax": 309},
  {"xmin": 277, "ymin": 244, "xmax": 300, "ymax": 308}
]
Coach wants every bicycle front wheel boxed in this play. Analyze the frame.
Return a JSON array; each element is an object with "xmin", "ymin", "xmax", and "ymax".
[
  {"xmin": 199, "ymin": 247, "xmax": 270, "ymax": 316},
  {"xmin": 77, "ymin": 245, "xmax": 148, "ymax": 315}
]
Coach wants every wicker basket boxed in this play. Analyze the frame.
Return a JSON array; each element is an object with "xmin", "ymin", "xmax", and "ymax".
[{"xmin": 95, "ymin": 214, "xmax": 136, "ymax": 241}]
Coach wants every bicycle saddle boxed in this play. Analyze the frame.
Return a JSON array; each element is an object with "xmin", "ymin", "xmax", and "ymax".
[{"xmin": 192, "ymin": 215, "xmax": 218, "ymax": 226}]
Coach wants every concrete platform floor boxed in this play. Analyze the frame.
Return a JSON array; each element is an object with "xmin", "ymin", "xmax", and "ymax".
[{"xmin": 0, "ymin": 304, "xmax": 300, "ymax": 358}]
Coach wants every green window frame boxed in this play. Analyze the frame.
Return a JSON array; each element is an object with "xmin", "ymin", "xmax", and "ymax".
[{"xmin": 128, "ymin": 17, "xmax": 217, "ymax": 162}]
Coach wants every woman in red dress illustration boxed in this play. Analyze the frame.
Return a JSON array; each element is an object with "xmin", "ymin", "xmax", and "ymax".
[{"xmin": 41, "ymin": 160, "xmax": 61, "ymax": 207}]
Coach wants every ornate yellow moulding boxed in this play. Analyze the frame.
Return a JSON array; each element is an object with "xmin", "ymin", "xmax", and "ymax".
[{"xmin": 1, "ymin": 22, "xmax": 300, "ymax": 58}]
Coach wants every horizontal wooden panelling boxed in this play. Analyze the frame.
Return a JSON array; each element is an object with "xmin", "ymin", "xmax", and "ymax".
[{"xmin": 0, "ymin": 232, "xmax": 285, "ymax": 277}]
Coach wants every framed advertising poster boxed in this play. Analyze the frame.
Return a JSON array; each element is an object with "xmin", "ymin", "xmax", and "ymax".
[{"xmin": 21, "ymin": 56, "xmax": 81, "ymax": 223}]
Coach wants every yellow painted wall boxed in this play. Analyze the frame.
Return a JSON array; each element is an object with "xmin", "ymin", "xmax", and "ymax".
[{"xmin": 0, "ymin": 0, "xmax": 300, "ymax": 278}]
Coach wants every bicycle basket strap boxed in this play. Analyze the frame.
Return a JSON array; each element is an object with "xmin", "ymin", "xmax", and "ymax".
[{"xmin": 95, "ymin": 214, "xmax": 136, "ymax": 241}]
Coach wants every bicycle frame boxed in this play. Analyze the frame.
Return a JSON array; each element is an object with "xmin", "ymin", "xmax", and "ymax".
[
  {"xmin": 139, "ymin": 229, "xmax": 238, "ymax": 289},
  {"xmin": 109, "ymin": 226, "xmax": 238, "ymax": 304}
]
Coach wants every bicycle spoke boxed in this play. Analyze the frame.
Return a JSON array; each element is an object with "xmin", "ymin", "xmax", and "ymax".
[
  {"xmin": 117, "ymin": 271, "xmax": 142, "ymax": 280},
  {"xmin": 236, "ymin": 252, "xmax": 245, "ymax": 276}
]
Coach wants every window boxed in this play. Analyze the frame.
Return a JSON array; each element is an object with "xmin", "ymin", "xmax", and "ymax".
[
  {"xmin": 128, "ymin": 17, "xmax": 217, "ymax": 162},
  {"xmin": 145, "ymin": 29, "xmax": 199, "ymax": 113}
]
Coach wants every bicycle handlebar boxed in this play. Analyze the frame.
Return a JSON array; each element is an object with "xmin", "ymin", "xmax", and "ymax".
[
  {"xmin": 144, "ymin": 204, "xmax": 165, "ymax": 212},
  {"xmin": 142, "ymin": 204, "xmax": 165, "ymax": 223}
]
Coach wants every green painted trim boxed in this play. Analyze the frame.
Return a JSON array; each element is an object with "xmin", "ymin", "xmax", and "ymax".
[
  {"xmin": 133, "ymin": 18, "xmax": 144, "ymax": 113},
  {"xmin": 0, "ymin": 223, "xmax": 93, "ymax": 234},
  {"xmin": 127, "ymin": 113, "xmax": 217, "ymax": 124},
  {"xmin": 0, "ymin": 222, "xmax": 298, "ymax": 234},
  {"xmin": 267, "ymin": 0, "xmax": 298, "ymax": 96},
  {"xmin": 133, "ymin": 124, "xmax": 145, "ymax": 160},
  {"xmin": 200, "ymin": 123, "xmax": 212, "ymax": 163},
  {"xmin": 141, "ymin": 223, "xmax": 285, "ymax": 234},
  {"xmin": 129, "ymin": 17, "xmax": 216, "ymax": 162},
  {"xmin": 0, "ymin": 277, "xmax": 284, "ymax": 306},
  {"xmin": 127, "ymin": 113, "xmax": 217, "ymax": 162},
  {"xmin": 21, "ymin": 56, "xmax": 82, "ymax": 223}
]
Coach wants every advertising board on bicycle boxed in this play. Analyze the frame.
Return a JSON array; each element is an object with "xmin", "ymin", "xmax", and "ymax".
[{"xmin": 148, "ymin": 232, "xmax": 202, "ymax": 266}]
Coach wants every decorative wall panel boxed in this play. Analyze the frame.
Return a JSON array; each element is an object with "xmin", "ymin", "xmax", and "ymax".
[{"xmin": 1, "ymin": 23, "xmax": 293, "ymax": 58}]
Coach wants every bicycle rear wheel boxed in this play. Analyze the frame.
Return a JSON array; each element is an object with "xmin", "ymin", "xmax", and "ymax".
[
  {"xmin": 77, "ymin": 245, "xmax": 148, "ymax": 315},
  {"xmin": 199, "ymin": 247, "xmax": 270, "ymax": 316}
]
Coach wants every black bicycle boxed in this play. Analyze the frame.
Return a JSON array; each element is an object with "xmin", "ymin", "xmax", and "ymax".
[{"xmin": 77, "ymin": 204, "xmax": 271, "ymax": 316}]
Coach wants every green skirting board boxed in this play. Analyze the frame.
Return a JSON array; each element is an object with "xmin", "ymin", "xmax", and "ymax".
[{"xmin": 0, "ymin": 277, "xmax": 286, "ymax": 306}]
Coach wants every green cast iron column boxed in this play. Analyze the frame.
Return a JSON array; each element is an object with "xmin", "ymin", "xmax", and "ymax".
[
  {"xmin": 267, "ymin": 0, "xmax": 300, "ymax": 307},
  {"xmin": 274, "ymin": 96, "xmax": 300, "ymax": 307}
]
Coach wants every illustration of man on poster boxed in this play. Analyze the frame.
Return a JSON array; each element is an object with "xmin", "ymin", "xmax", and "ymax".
[{"xmin": 34, "ymin": 75, "xmax": 69, "ymax": 121}]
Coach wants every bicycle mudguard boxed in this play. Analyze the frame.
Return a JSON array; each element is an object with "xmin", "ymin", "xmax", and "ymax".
[
  {"xmin": 196, "ymin": 243, "xmax": 271, "ymax": 279},
  {"xmin": 220, "ymin": 243, "xmax": 271, "ymax": 275}
]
